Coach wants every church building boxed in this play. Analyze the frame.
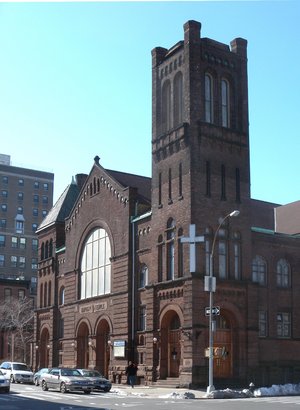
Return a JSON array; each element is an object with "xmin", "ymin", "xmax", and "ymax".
[{"xmin": 34, "ymin": 20, "xmax": 300, "ymax": 388}]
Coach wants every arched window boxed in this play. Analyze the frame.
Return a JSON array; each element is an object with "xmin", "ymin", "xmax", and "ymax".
[
  {"xmin": 218, "ymin": 228, "xmax": 227, "ymax": 278},
  {"xmin": 59, "ymin": 286, "xmax": 65, "ymax": 305},
  {"xmin": 174, "ymin": 72, "xmax": 183, "ymax": 127},
  {"xmin": 157, "ymin": 235, "xmax": 163, "ymax": 282},
  {"xmin": 49, "ymin": 239, "xmax": 53, "ymax": 258},
  {"xmin": 276, "ymin": 259, "xmax": 290, "ymax": 287},
  {"xmin": 166, "ymin": 219, "xmax": 175, "ymax": 280},
  {"xmin": 221, "ymin": 79, "xmax": 230, "ymax": 127},
  {"xmin": 80, "ymin": 228, "xmax": 111, "ymax": 299},
  {"xmin": 44, "ymin": 282, "xmax": 47, "ymax": 307},
  {"xmin": 162, "ymin": 80, "xmax": 171, "ymax": 133},
  {"xmin": 252, "ymin": 255, "xmax": 267, "ymax": 285},
  {"xmin": 233, "ymin": 232, "xmax": 241, "ymax": 280},
  {"xmin": 177, "ymin": 228, "xmax": 183, "ymax": 277},
  {"xmin": 45, "ymin": 241, "xmax": 49, "ymax": 259},
  {"xmin": 139, "ymin": 264, "xmax": 148, "ymax": 288},
  {"xmin": 41, "ymin": 243, "xmax": 45, "ymax": 260},
  {"xmin": 205, "ymin": 73, "xmax": 213, "ymax": 123},
  {"xmin": 40, "ymin": 283, "xmax": 43, "ymax": 308},
  {"xmin": 48, "ymin": 281, "xmax": 51, "ymax": 306}
]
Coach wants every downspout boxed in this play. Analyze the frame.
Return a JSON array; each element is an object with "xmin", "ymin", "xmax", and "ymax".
[{"xmin": 131, "ymin": 201, "xmax": 138, "ymax": 361}]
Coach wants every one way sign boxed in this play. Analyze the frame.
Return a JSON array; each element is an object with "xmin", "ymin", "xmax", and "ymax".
[{"xmin": 205, "ymin": 306, "xmax": 220, "ymax": 316}]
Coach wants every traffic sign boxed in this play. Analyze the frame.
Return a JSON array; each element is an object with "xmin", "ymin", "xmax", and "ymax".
[{"xmin": 205, "ymin": 306, "xmax": 220, "ymax": 316}]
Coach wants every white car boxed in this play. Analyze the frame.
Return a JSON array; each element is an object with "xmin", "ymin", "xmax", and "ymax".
[
  {"xmin": 0, "ymin": 362, "xmax": 34, "ymax": 384},
  {"xmin": 0, "ymin": 369, "xmax": 10, "ymax": 393}
]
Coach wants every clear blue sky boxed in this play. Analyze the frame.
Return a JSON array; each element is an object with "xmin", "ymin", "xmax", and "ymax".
[{"xmin": 0, "ymin": 0, "xmax": 299, "ymax": 205}]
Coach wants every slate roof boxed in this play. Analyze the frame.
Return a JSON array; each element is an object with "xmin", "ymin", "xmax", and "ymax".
[{"xmin": 107, "ymin": 169, "xmax": 151, "ymax": 203}]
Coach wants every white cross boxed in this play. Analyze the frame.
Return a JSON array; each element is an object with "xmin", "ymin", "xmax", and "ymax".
[{"xmin": 180, "ymin": 224, "xmax": 205, "ymax": 273}]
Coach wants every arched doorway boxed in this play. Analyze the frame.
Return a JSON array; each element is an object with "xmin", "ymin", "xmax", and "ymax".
[
  {"xmin": 76, "ymin": 322, "xmax": 89, "ymax": 369},
  {"xmin": 160, "ymin": 310, "xmax": 181, "ymax": 379},
  {"xmin": 214, "ymin": 314, "xmax": 233, "ymax": 378},
  {"xmin": 39, "ymin": 328, "xmax": 50, "ymax": 368},
  {"xmin": 95, "ymin": 319, "xmax": 110, "ymax": 378}
]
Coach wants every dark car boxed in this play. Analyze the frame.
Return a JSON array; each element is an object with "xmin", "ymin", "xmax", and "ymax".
[
  {"xmin": 33, "ymin": 368, "xmax": 51, "ymax": 386},
  {"xmin": 41, "ymin": 368, "xmax": 93, "ymax": 394},
  {"xmin": 77, "ymin": 369, "xmax": 112, "ymax": 392}
]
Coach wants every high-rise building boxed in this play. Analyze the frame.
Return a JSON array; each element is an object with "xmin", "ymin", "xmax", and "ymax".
[{"xmin": 0, "ymin": 155, "xmax": 54, "ymax": 294}]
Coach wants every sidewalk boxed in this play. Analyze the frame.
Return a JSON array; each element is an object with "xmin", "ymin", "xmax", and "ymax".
[{"xmin": 111, "ymin": 383, "xmax": 207, "ymax": 399}]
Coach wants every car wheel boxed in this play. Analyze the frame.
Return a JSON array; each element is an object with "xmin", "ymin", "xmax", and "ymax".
[
  {"xmin": 60, "ymin": 382, "xmax": 67, "ymax": 394},
  {"xmin": 10, "ymin": 375, "xmax": 15, "ymax": 383},
  {"xmin": 41, "ymin": 380, "xmax": 48, "ymax": 391},
  {"xmin": 104, "ymin": 387, "xmax": 111, "ymax": 392},
  {"xmin": 84, "ymin": 390, "xmax": 91, "ymax": 394},
  {"xmin": 34, "ymin": 378, "xmax": 39, "ymax": 386},
  {"xmin": 5, "ymin": 388, "xmax": 10, "ymax": 393}
]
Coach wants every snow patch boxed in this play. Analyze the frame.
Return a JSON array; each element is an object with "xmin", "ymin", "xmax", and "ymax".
[
  {"xmin": 158, "ymin": 391, "xmax": 196, "ymax": 399},
  {"xmin": 254, "ymin": 383, "xmax": 300, "ymax": 397},
  {"xmin": 205, "ymin": 388, "xmax": 253, "ymax": 399}
]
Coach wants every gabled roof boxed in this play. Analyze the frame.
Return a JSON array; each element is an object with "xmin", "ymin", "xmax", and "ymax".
[{"xmin": 36, "ymin": 181, "xmax": 80, "ymax": 233}]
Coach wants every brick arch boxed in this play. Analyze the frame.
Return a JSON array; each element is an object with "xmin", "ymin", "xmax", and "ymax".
[
  {"xmin": 75, "ymin": 320, "xmax": 91, "ymax": 369},
  {"xmin": 94, "ymin": 316, "xmax": 112, "ymax": 377}
]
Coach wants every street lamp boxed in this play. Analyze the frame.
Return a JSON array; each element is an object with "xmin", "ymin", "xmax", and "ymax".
[{"xmin": 206, "ymin": 210, "xmax": 240, "ymax": 393}]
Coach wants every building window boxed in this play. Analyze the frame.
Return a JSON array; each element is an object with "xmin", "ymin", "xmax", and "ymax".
[
  {"xmin": 177, "ymin": 228, "xmax": 184, "ymax": 278},
  {"xmin": 18, "ymin": 178, "xmax": 24, "ymax": 186},
  {"xmin": 174, "ymin": 71, "xmax": 183, "ymax": 127},
  {"xmin": 259, "ymin": 311, "xmax": 268, "ymax": 337},
  {"xmin": 205, "ymin": 73, "xmax": 213, "ymax": 123},
  {"xmin": 158, "ymin": 172, "xmax": 162, "ymax": 207},
  {"xmin": 43, "ymin": 183, "xmax": 49, "ymax": 191},
  {"xmin": 0, "ymin": 235, "xmax": 5, "ymax": 247},
  {"xmin": 2, "ymin": 176, "xmax": 8, "ymax": 184},
  {"xmin": 20, "ymin": 237, "xmax": 26, "ymax": 249},
  {"xmin": 276, "ymin": 259, "xmax": 290, "ymax": 287},
  {"xmin": 178, "ymin": 163, "xmax": 183, "ymax": 198},
  {"xmin": 32, "ymin": 223, "xmax": 38, "ymax": 232},
  {"xmin": 42, "ymin": 210, "xmax": 47, "ymax": 218},
  {"xmin": 0, "ymin": 219, "xmax": 6, "ymax": 228},
  {"xmin": 31, "ymin": 276, "xmax": 37, "ymax": 293},
  {"xmin": 138, "ymin": 306, "xmax": 146, "ymax": 331},
  {"xmin": 252, "ymin": 255, "xmax": 267, "ymax": 285},
  {"xmin": 162, "ymin": 80, "xmax": 171, "ymax": 133},
  {"xmin": 1, "ymin": 204, "xmax": 7, "ymax": 212},
  {"xmin": 32, "ymin": 239, "xmax": 38, "ymax": 251},
  {"xmin": 33, "ymin": 208, "xmax": 38, "ymax": 217},
  {"xmin": 80, "ymin": 228, "xmax": 111, "ymax": 299},
  {"xmin": 157, "ymin": 235, "xmax": 163, "ymax": 282},
  {"xmin": 59, "ymin": 287, "xmax": 65, "ymax": 305},
  {"xmin": 168, "ymin": 168, "xmax": 172, "ymax": 203},
  {"xmin": 17, "ymin": 192, "xmax": 23, "ymax": 200},
  {"xmin": 0, "ymin": 255, "xmax": 4, "ymax": 267},
  {"xmin": 11, "ymin": 255, "xmax": 17, "ymax": 267},
  {"xmin": 1, "ymin": 190, "xmax": 8, "ymax": 198},
  {"xmin": 42, "ymin": 195, "xmax": 48, "ymax": 204},
  {"xmin": 139, "ymin": 265, "xmax": 148, "ymax": 288},
  {"xmin": 166, "ymin": 218, "xmax": 175, "ymax": 280},
  {"xmin": 221, "ymin": 79, "xmax": 230, "ymax": 127},
  {"xmin": 34, "ymin": 181, "xmax": 39, "ymax": 189},
  {"xmin": 277, "ymin": 312, "xmax": 291, "ymax": 338},
  {"xmin": 11, "ymin": 237, "xmax": 18, "ymax": 248},
  {"xmin": 4, "ymin": 288, "xmax": 12, "ymax": 302},
  {"xmin": 15, "ymin": 218, "xmax": 24, "ymax": 234},
  {"xmin": 218, "ymin": 229, "xmax": 227, "ymax": 278},
  {"xmin": 19, "ymin": 256, "xmax": 26, "ymax": 268},
  {"xmin": 33, "ymin": 194, "xmax": 39, "ymax": 203},
  {"xmin": 17, "ymin": 206, "xmax": 23, "ymax": 215},
  {"xmin": 31, "ymin": 258, "xmax": 38, "ymax": 270},
  {"xmin": 18, "ymin": 289, "xmax": 25, "ymax": 300},
  {"xmin": 233, "ymin": 232, "xmax": 241, "ymax": 280}
]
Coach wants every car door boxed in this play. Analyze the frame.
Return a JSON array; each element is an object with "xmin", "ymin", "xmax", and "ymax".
[{"xmin": 49, "ymin": 369, "xmax": 60, "ymax": 390}]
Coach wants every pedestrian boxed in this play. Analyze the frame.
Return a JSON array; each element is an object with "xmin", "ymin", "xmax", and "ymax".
[{"xmin": 125, "ymin": 361, "xmax": 138, "ymax": 388}]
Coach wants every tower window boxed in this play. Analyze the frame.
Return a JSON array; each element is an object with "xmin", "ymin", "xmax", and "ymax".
[
  {"xmin": 178, "ymin": 163, "xmax": 183, "ymax": 198},
  {"xmin": 166, "ymin": 219, "xmax": 175, "ymax": 280},
  {"xmin": 158, "ymin": 172, "xmax": 162, "ymax": 207},
  {"xmin": 168, "ymin": 168, "xmax": 172, "ymax": 203},
  {"xmin": 174, "ymin": 72, "xmax": 183, "ymax": 126},
  {"xmin": 221, "ymin": 79, "xmax": 230, "ymax": 127},
  {"xmin": 205, "ymin": 73, "xmax": 213, "ymax": 123},
  {"xmin": 162, "ymin": 80, "xmax": 171, "ymax": 132}
]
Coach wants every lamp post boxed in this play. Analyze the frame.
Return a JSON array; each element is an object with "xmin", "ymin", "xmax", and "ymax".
[{"xmin": 207, "ymin": 210, "xmax": 240, "ymax": 394}]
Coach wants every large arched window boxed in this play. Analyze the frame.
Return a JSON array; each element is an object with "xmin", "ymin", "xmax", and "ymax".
[
  {"xmin": 166, "ymin": 219, "xmax": 175, "ymax": 280},
  {"xmin": 233, "ymin": 232, "xmax": 241, "ymax": 280},
  {"xmin": 276, "ymin": 259, "xmax": 290, "ymax": 288},
  {"xmin": 205, "ymin": 73, "xmax": 213, "ymax": 123},
  {"xmin": 80, "ymin": 228, "xmax": 111, "ymax": 299},
  {"xmin": 221, "ymin": 79, "xmax": 230, "ymax": 127},
  {"xmin": 218, "ymin": 228, "xmax": 227, "ymax": 278},
  {"xmin": 162, "ymin": 80, "xmax": 171, "ymax": 133},
  {"xmin": 252, "ymin": 255, "xmax": 267, "ymax": 285},
  {"xmin": 157, "ymin": 235, "xmax": 163, "ymax": 282},
  {"xmin": 174, "ymin": 72, "xmax": 183, "ymax": 127}
]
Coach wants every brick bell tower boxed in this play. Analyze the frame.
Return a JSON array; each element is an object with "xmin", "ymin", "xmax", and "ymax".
[
  {"xmin": 150, "ymin": 21, "xmax": 251, "ymax": 385},
  {"xmin": 151, "ymin": 19, "xmax": 250, "ymax": 265}
]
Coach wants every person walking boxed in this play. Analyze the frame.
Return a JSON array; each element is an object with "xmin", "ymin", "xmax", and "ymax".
[{"xmin": 126, "ymin": 361, "xmax": 138, "ymax": 388}]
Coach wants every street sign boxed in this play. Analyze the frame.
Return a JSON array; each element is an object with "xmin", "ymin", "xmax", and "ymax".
[{"xmin": 205, "ymin": 306, "xmax": 220, "ymax": 316}]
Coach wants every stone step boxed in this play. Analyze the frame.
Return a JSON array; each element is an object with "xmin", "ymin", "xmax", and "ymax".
[{"xmin": 153, "ymin": 378, "xmax": 181, "ymax": 388}]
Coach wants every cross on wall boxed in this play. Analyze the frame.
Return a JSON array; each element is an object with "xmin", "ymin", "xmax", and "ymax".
[{"xmin": 180, "ymin": 224, "xmax": 205, "ymax": 273}]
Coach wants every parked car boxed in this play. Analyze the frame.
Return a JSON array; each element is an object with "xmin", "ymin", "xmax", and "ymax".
[
  {"xmin": 77, "ymin": 369, "xmax": 112, "ymax": 392},
  {"xmin": 33, "ymin": 368, "xmax": 51, "ymax": 386},
  {"xmin": 41, "ymin": 368, "xmax": 93, "ymax": 394},
  {"xmin": 0, "ymin": 362, "xmax": 34, "ymax": 384},
  {"xmin": 0, "ymin": 369, "xmax": 10, "ymax": 393}
]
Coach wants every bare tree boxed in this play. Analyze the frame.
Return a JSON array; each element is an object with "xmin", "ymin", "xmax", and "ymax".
[{"xmin": 0, "ymin": 297, "xmax": 34, "ymax": 363}]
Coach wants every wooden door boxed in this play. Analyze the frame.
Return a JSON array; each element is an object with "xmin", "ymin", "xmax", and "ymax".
[{"xmin": 213, "ymin": 316, "xmax": 232, "ymax": 378}]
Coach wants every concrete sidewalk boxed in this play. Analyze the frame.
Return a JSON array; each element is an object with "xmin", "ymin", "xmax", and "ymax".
[{"xmin": 111, "ymin": 383, "xmax": 207, "ymax": 399}]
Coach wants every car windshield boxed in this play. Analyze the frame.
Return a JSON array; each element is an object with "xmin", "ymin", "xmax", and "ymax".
[
  {"xmin": 61, "ymin": 369, "xmax": 81, "ymax": 377},
  {"xmin": 13, "ymin": 364, "xmax": 30, "ymax": 371},
  {"xmin": 82, "ymin": 370, "xmax": 102, "ymax": 377}
]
